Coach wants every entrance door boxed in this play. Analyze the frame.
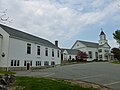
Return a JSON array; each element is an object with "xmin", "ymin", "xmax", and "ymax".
[
  {"xmin": 27, "ymin": 63, "xmax": 30, "ymax": 70},
  {"xmin": 61, "ymin": 54, "xmax": 63, "ymax": 61}
]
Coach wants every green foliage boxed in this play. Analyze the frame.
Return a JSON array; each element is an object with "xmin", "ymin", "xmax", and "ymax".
[
  {"xmin": 112, "ymin": 61, "xmax": 120, "ymax": 64},
  {"xmin": 111, "ymin": 48, "xmax": 120, "ymax": 61},
  {"xmin": 0, "ymin": 70, "xmax": 16, "ymax": 75},
  {"xmin": 113, "ymin": 30, "xmax": 120, "ymax": 46},
  {"xmin": 15, "ymin": 76, "xmax": 95, "ymax": 90}
]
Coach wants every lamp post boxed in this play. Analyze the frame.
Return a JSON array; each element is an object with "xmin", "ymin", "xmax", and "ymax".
[{"xmin": 1, "ymin": 52, "xmax": 5, "ymax": 57}]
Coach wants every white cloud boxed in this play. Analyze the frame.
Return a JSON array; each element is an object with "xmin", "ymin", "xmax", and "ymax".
[
  {"xmin": 0, "ymin": 0, "xmax": 120, "ymax": 47},
  {"xmin": 109, "ymin": 39, "xmax": 119, "ymax": 48},
  {"xmin": 91, "ymin": 0, "xmax": 104, "ymax": 8}
]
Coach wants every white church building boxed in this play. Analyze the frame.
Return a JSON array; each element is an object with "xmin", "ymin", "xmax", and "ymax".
[
  {"xmin": 61, "ymin": 31, "xmax": 111, "ymax": 61},
  {"xmin": 0, "ymin": 24, "xmax": 61, "ymax": 71},
  {"xmin": 71, "ymin": 31, "xmax": 111, "ymax": 61}
]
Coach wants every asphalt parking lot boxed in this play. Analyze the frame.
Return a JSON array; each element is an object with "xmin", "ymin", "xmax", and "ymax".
[{"xmin": 16, "ymin": 62, "xmax": 120, "ymax": 90}]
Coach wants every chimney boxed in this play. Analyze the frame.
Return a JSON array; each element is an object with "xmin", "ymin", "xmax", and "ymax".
[{"xmin": 55, "ymin": 40, "xmax": 58, "ymax": 47}]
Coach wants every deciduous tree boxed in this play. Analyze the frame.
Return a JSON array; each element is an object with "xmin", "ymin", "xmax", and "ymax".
[
  {"xmin": 113, "ymin": 30, "xmax": 120, "ymax": 48},
  {"xmin": 76, "ymin": 51, "xmax": 88, "ymax": 61},
  {"xmin": 111, "ymin": 48, "xmax": 120, "ymax": 61}
]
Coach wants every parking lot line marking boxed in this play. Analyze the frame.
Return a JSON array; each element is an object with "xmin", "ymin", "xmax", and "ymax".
[
  {"xmin": 77, "ymin": 74, "xmax": 104, "ymax": 79},
  {"xmin": 104, "ymin": 81, "xmax": 120, "ymax": 86},
  {"xmin": 42, "ymin": 73, "xmax": 55, "ymax": 77}
]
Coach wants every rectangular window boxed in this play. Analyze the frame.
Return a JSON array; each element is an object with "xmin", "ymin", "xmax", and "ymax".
[
  {"xmin": 24, "ymin": 61, "xmax": 26, "ymax": 66},
  {"xmin": 99, "ymin": 55, "xmax": 103, "ymax": 59},
  {"xmin": 51, "ymin": 61, "xmax": 55, "ymax": 66},
  {"xmin": 44, "ymin": 61, "xmax": 49, "ymax": 66},
  {"xmin": 27, "ymin": 43, "xmax": 31, "ymax": 54},
  {"xmin": 88, "ymin": 51, "xmax": 92, "ymax": 58},
  {"xmin": 11, "ymin": 60, "xmax": 20, "ymax": 66},
  {"xmin": 37, "ymin": 46, "xmax": 40, "ymax": 55},
  {"xmin": 52, "ymin": 49, "xmax": 54, "ymax": 57},
  {"xmin": 36, "ymin": 61, "xmax": 37, "ymax": 66},
  {"xmin": 69, "ymin": 56, "xmax": 71, "ymax": 60},
  {"xmin": 36, "ymin": 61, "xmax": 41, "ymax": 66},
  {"xmin": 98, "ymin": 49, "xmax": 102, "ymax": 53},
  {"xmin": 14, "ymin": 60, "xmax": 16, "ymax": 66},
  {"xmin": 57, "ymin": 50, "xmax": 59, "ymax": 58},
  {"xmin": 104, "ymin": 50, "xmax": 109, "ymax": 52},
  {"xmin": 11, "ymin": 60, "xmax": 13, "ymax": 66},
  {"xmin": 95, "ymin": 52, "xmax": 98, "ymax": 59},
  {"xmin": 45, "ymin": 48, "xmax": 48, "ymax": 56},
  {"xmin": 30, "ymin": 61, "xmax": 32, "ymax": 66},
  {"xmin": 17, "ymin": 60, "xmax": 20, "ymax": 66}
]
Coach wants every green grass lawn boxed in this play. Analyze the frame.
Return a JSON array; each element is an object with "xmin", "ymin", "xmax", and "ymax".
[
  {"xmin": 112, "ymin": 61, "xmax": 120, "ymax": 64},
  {"xmin": 14, "ymin": 76, "xmax": 96, "ymax": 90},
  {"xmin": 0, "ymin": 70, "xmax": 16, "ymax": 75}
]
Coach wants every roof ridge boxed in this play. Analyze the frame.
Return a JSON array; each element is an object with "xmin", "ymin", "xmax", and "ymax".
[
  {"xmin": 0, "ymin": 23, "xmax": 59, "ymax": 49},
  {"xmin": 0, "ymin": 23, "xmax": 49, "ymax": 42},
  {"xmin": 78, "ymin": 40, "xmax": 98, "ymax": 44}
]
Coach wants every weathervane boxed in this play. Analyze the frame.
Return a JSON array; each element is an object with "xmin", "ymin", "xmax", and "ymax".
[{"xmin": 101, "ymin": 28, "xmax": 103, "ymax": 31}]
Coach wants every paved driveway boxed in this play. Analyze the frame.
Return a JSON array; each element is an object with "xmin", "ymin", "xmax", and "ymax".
[{"xmin": 16, "ymin": 62, "xmax": 120, "ymax": 90}]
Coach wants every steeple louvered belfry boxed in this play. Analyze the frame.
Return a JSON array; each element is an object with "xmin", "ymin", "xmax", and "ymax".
[{"xmin": 98, "ymin": 29, "xmax": 107, "ymax": 45}]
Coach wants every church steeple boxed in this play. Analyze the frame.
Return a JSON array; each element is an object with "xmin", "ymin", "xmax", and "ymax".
[
  {"xmin": 100, "ymin": 30, "xmax": 105, "ymax": 35},
  {"xmin": 99, "ymin": 29, "xmax": 107, "ymax": 45}
]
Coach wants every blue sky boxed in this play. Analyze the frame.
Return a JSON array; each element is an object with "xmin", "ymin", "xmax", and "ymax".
[{"xmin": 0, "ymin": 0, "xmax": 120, "ymax": 48}]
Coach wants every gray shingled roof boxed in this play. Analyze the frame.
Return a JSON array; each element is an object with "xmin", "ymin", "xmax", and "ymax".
[
  {"xmin": 0, "ymin": 24, "xmax": 59, "ymax": 49},
  {"xmin": 61, "ymin": 49, "xmax": 79, "ymax": 55},
  {"xmin": 78, "ymin": 40, "xmax": 99, "ymax": 48}
]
